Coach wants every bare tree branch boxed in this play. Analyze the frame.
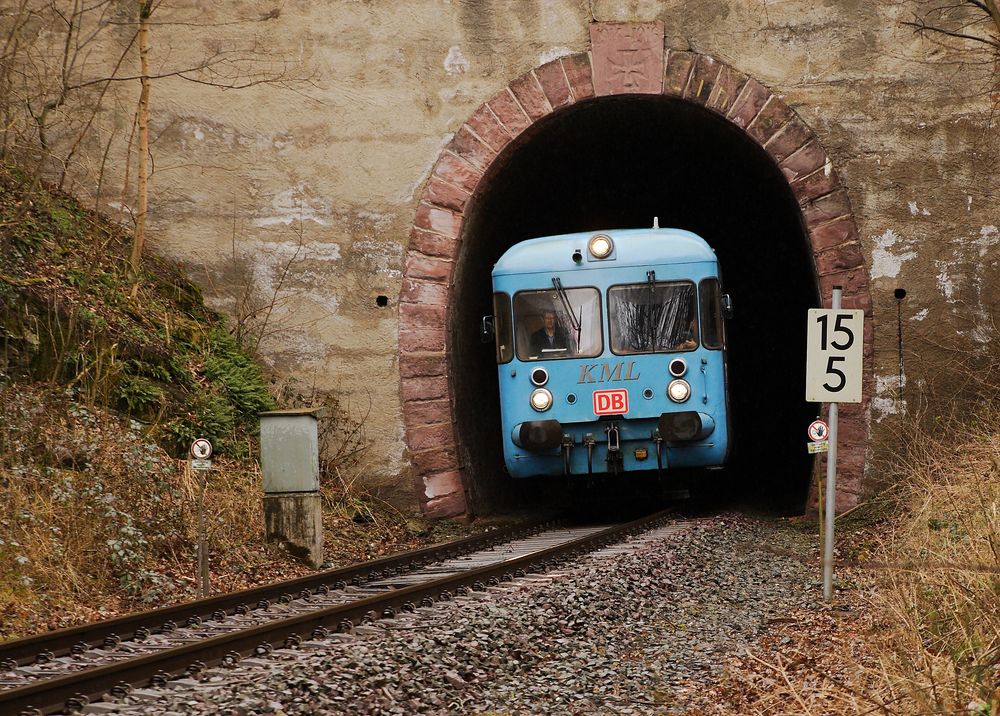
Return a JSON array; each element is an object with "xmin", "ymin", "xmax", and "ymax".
[{"xmin": 903, "ymin": 18, "xmax": 1000, "ymax": 49}]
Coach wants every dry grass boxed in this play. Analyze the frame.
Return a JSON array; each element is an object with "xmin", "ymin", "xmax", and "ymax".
[
  {"xmin": 0, "ymin": 383, "xmax": 195, "ymax": 634},
  {"xmin": 0, "ymin": 382, "xmax": 452, "ymax": 640},
  {"xmin": 681, "ymin": 409, "xmax": 1000, "ymax": 715},
  {"xmin": 867, "ymin": 414, "xmax": 1000, "ymax": 714}
]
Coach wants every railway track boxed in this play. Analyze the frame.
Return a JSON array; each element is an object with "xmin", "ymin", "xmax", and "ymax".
[{"xmin": 1, "ymin": 509, "xmax": 678, "ymax": 715}]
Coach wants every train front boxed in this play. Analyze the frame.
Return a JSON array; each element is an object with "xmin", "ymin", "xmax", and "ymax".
[{"xmin": 489, "ymin": 228, "xmax": 730, "ymax": 480}]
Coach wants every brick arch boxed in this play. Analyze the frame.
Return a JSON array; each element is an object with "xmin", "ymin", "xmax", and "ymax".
[{"xmin": 399, "ymin": 35, "xmax": 873, "ymax": 518}]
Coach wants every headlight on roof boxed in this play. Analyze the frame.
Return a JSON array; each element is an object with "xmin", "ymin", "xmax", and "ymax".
[
  {"xmin": 667, "ymin": 379, "xmax": 691, "ymax": 403},
  {"xmin": 530, "ymin": 388, "xmax": 553, "ymax": 412},
  {"xmin": 588, "ymin": 234, "xmax": 614, "ymax": 259}
]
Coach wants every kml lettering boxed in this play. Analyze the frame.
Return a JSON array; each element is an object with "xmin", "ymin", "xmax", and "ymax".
[{"xmin": 578, "ymin": 361, "xmax": 640, "ymax": 384}]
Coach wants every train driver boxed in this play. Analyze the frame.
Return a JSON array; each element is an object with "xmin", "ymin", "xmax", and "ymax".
[
  {"xmin": 673, "ymin": 316, "xmax": 698, "ymax": 351},
  {"xmin": 529, "ymin": 310, "xmax": 569, "ymax": 356}
]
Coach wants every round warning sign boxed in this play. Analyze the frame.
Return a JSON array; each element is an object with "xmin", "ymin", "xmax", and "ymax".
[
  {"xmin": 808, "ymin": 420, "xmax": 829, "ymax": 442},
  {"xmin": 191, "ymin": 438, "xmax": 213, "ymax": 460}
]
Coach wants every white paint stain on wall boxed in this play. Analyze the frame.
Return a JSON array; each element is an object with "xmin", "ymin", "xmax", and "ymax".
[
  {"xmin": 539, "ymin": 46, "xmax": 572, "ymax": 64},
  {"xmin": 870, "ymin": 229, "xmax": 916, "ymax": 279},
  {"xmin": 444, "ymin": 46, "xmax": 470, "ymax": 74},
  {"xmin": 971, "ymin": 225, "xmax": 998, "ymax": 344},
  {"xmin": 255, "ymin": 184, "xmax": 331, "ymax": 227},
  {"xmin": 243, "ymin": 240, "xmax": 342, "ymax": 318},
  {"xmin": 871, "ymin": 374, "xmax": 905, "ymax": 422},
  {"xmin": 933, "ymin": 225, "xmax": 998, "ymax": 343},
  {"xmin": 357, "ymin": 210, "xmax": 393, "ymax": 228},
  {"xmin": 973, "ymin": 225, "xmax": 998, "ymax": 256},
  {"xmin": 935, "ymin": 260, "xmax": 958, "ymax": 303},
  {"xmin": 180, "ymin": 120, "xmax": 234, "ymax": 149},
  {"xmin": 353, "ymin": 239, "xmax": 403, "ymax": 278},
  {"xmin": 907, "ymin": 201, "xmax": 930, "ymax": 216}
]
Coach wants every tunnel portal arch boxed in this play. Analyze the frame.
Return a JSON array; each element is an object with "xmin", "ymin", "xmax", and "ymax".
[{"xmin": 399, "ymin": 38, "xmax": 873, "ymax": 518}]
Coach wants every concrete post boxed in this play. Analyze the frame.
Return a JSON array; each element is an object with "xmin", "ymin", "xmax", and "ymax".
[{"xmin": 259, "ymin": 408, "xmax": 326, "ymax": 568}]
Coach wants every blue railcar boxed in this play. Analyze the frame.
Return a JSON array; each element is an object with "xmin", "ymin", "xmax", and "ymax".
[{"xmin": 487, "ymin": 227, "xmax": 732, "ymax": 479}]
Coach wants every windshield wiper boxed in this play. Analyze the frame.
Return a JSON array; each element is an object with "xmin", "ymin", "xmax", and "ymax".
[
  {"xmin": 552, "ymin": 277, "xmax": 582, "ymax": 348},
  {"xmin": 647, "ymin": 270, "xmax": 658, "ymax": 353}
]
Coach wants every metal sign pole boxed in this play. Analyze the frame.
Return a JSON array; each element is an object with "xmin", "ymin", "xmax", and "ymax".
[
  {"xmin": 823, "ymin": 286, "xmax": 841, "ymax": 602},
  {"xmin": 198, "ymin": 470, "xmax": 208, "ymax": 598},
  {"xmin": 190, "ymin": 438, "xmax": 213, "ymax": 599}
]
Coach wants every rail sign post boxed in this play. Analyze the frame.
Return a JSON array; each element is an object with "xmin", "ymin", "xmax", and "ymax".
[
  {"xmin": 806, "ymin": 287, "xmax": 863, "ymax": 603},
  {"xmin": 189, "ymin": 438, "xmax": 213, "ymax": 598},
  {"xmin": 806, "ymin": 308, "xmax": 864, "ymax": 403}
]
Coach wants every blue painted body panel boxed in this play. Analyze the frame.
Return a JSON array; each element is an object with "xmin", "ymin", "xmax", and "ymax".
[{"xmin": 492, "ymin": 228, "xmax": 730, "ymax": 479}]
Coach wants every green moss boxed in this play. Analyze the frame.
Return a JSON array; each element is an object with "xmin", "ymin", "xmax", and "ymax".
[
  {"xmin": 49, "ymin": 206, "xmax": 76, "ymax": 235},
  {"xmin": 1, "ymin": 162, "xmax": 274, "ymax": 462},
  {"xmin": 202, "ymin": 328, "xmax": 274, "ymax": 420},
  {"xmin": 115, "ymin": 375, "xmax": 164, "ymax": 419}
]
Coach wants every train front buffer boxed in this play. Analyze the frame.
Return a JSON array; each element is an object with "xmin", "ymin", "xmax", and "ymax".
[{"xmin": 499, "ymin": 352, "xmax": 728, "ymax": 478}]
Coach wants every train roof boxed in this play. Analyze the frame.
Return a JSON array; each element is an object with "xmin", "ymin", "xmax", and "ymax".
[{"xmin": 492, "ymin": 228, "xmax": 717, "ymax": 276}]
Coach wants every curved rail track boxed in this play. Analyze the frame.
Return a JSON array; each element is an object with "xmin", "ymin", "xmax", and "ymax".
[{"xmin": 1, "ymin": 509, "xmax": 679, "ymax": 715}]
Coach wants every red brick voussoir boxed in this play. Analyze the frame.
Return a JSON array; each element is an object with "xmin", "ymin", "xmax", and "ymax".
[
  {"xmin": 535, "ymin": 59, "xmax": 574, "ymax": 109},
  {"xmin": 683, "ymin": 54, "xmax": 723, "ymax": 105},
  {"xmin": 560, "ymin": 53, "xmax": 595, "ymax": 101}
]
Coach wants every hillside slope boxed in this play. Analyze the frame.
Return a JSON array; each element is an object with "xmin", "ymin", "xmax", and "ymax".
[
  {"xmin": 0, "ymin": 165, "xmax": 273, "ymax": 456},
  {"xmin": 0, "ymin": 166, "xmax": 440, "ymax": 639}
]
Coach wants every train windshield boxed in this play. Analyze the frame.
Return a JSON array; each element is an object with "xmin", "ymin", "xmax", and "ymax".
[
  {"xmin": 608, "ymin": 281, "xmax": 698, "ymax": 354},
  {"xmin": 513, "ymin": 287, "xmax": 602, "ymax": 361}
]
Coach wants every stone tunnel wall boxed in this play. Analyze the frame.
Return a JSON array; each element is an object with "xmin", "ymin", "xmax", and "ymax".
[{"xmin": 45, "ymin": 1, "xmax": 1000, "ymax": 515}]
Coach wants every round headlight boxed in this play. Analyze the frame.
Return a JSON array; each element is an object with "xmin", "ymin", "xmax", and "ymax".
[
  {"xmin": 530, "ymin": 368, "xmax": 549, "ymax": 386},
  {"xmin": 667, "ymin": 379, "xmax": 691, "ymax": 403},
  {"xmin": 530, "ymin": 388, "xmax": 553, "ymax": 412},
  {"xmin": 588, "ymin": 234, "xmax": 614, "ymax": 259},
  {"xmin": 668, "ymin": 358, "xmax": 688, "ymax": 377}
]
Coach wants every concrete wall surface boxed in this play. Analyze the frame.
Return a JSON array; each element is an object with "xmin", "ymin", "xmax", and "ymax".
[{"xmin": 38, "ymin": 0, "xmax": 999, "ymax": 512}]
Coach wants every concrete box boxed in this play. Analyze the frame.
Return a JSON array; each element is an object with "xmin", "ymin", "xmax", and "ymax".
[
  {"xmin": 263, "ymin": 492, "xmax": 324, "ymax": 568},
  {"xmin": 259, "ymin": 408, "xmax": 325, "ymax": 493}
]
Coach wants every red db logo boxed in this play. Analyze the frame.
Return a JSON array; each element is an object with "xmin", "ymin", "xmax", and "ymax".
[{"xmin": 593, "ymin": 389, "xmax": 629, "ymax": 416}]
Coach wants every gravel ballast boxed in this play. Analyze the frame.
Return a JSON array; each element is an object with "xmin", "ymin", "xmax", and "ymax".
[{"xmin": 108, "ymin": 514, "xmax": 837, "ymax": 715}]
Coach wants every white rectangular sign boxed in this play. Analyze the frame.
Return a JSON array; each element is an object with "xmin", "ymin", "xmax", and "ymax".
[
  {"xmin": 805, "ymin": 309, "xmax": 864, "ymax": 403},
  {"xmin": 191, "ymin": 458, "xmax": 212, "ymax": 471}
]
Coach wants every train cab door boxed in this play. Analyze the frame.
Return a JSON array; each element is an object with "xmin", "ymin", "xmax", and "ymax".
[{"xmin": 699, "ymin": 276, "xmax": 733, "ymax": 464}]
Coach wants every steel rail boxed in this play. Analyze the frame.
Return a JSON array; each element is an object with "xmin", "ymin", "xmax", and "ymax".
[
  {"xmin": 1, "ymin": 509, "xmax": 675, "ymax": 715},
  {"xmin": 0, "ymin": 516, "xmax": 556, "ymax": 668}
]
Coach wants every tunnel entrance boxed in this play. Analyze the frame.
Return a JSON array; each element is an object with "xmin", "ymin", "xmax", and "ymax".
[
  {"xmin": 399, "ymin": 46, "xmax": 872, "ymax": 519},
  {"xmin": 451, "ymin": 95, "xmax": 818, "ymax": 514}
]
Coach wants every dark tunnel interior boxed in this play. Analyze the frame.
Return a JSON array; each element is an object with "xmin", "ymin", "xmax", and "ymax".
[{"xmin": 449, "ymin": 95, "xmax": 820, "ymax": 515}]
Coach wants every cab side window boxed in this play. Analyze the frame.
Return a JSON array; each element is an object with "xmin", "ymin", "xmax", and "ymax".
[
  {"xmin": 493, "ymin": 292, "xmax": 513, "ymax": 363},
  {"xmin": 699, "ymin": 278, "xmax": 724, "ymax": 350}
]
